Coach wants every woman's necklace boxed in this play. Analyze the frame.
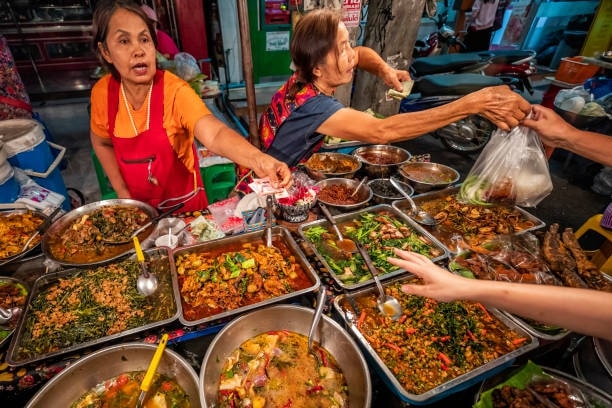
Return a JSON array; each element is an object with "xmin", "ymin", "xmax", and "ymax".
[{"xmin": 121, "ymin": 81, "xmax": 153, "ymax": 136}]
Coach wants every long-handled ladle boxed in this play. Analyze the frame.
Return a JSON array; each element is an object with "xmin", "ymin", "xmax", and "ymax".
[{"xmin": 390, "ymin": 176, "xmax": 437, "ymax": 226}]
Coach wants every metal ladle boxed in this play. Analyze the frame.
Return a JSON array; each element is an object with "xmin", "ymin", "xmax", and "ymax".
[
  {"xmin": 389, "ymin": 177, "xmax": 437, "ymax": 226},
  {"xmin": 356, "ymin": 243, "xmax": 403, "ymax": 320},
  {"xmin": 133, "ymin": 236, "xmax": 158, "ymax": 296},
  {"xmin": 317, "ymin": 202, "xmax": 357, "ymax": 254},
  {"xmin": 349, "ymin": 176, "xmax": 368, "ymax": 198},
  {"xmin": 0, "ymin": 306, "xmax": 20, "ymax": 325}
]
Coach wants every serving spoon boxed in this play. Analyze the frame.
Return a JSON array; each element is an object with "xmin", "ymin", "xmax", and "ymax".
[
  {"xmin": 0, "ymin": 306, "xmax": 20, "ymax": 325},
  {"xmin": 349, "ymin": 176, "xmax": 368, "ymax": 198},
  {"xmin": 308, "ymin": 286, "xmax": 327, "ymax": 363},
  {"xmin": 390, "ymin": 177, "xmax": 437, "ymax": 226},
  {"xmin": 356, "ymin": 243, "xmax": 403, "ymax": 320},
  {"xmin": 317, "ymin": 202, "xmax": 357, "ymax": 254},
  {"xmin": 133, "ymin": 236, "xmax": 158, "ymax": 296}
]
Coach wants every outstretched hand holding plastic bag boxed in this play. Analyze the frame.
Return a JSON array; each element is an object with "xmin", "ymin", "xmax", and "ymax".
[{"xmin": 459, "ymin": 125, "xmax": 553, "ymax": 207}]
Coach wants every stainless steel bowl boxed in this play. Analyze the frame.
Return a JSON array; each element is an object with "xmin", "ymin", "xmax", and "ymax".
[
  {"xmin": 26, "ymin": 342, "xmax": 201, "ymax": 408},
  {"xmin": 398, "ymin": 162, "xmax": 460, "ymax": 193},
  {"xmin": 352, "ymin": 145, "xmax": 411, "ymax": 178},
  {"xmin": 41, "ymin": 199, "xmax": 157, "ymax": 267},
  {"xmin": 302, "ymin": 152, "xmax": 362, "ymax": 180},
  {"xmin": 315, "ymin": 177, "xmax": 373, "ymax": 210},
  {"xmin": 199, "ymin": 304, "xmax": 372, "ymax": 407},
  {"xmin": 368, "ymin": 178, "xmax": 413, "ymax": 204}
]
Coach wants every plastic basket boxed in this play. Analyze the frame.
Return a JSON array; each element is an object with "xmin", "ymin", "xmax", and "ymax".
[
  {"xmin": 555, "ymin": 57, "xmax": 600, "ymax": 85},
  {"xmin": 242, "ymin": 208, "xmax": 275, "ymax": 232}
]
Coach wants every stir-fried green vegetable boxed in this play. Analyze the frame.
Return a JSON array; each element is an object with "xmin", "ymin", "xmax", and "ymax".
[{"xmin": 304, "ymin": 210, "xmax": 444, "ymax": 285}]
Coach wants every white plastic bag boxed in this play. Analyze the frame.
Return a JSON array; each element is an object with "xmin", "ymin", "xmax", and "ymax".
[{"xmin": 458, "ymin": 126, "xmax": 553, "ymax": 207}]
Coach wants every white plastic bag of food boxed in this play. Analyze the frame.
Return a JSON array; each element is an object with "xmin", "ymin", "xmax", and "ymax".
[{"xmin": 458, "ymin": 126, "xmax": 553, "ymax": 207}]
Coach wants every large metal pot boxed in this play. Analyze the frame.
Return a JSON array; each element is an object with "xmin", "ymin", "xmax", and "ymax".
[
  {"xmin": 26, "ymin": 342, "xmax": 201, "ymax": 408},
  {"xmin": 353, "ymin": 145, "xmax": 411, "ymax": 179},
  {"xmin": 200, "ymin": 304, "xmax": 372, "ymax": 407},
  {"xmin": 41, "ymin": 199, "xmax": 157, "ymax": 267}
]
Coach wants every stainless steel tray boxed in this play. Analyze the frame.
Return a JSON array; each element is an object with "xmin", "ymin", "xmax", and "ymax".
[
  {"xmin": 0, "ymin": 276, "xmax": 28, "ymax": 349},
  {"xmin": 7, "ymin": 247, "xmax": 178, "ymax": 367},
  {"xmin": 392, "ymin": 186, "xmax": 545, "ymax": 254},
  {"xmin": 333, "ymin": 275, "xmax": 539, "ymax": 405},
  {"xmin": 500, "ymin": 312, "xmax": 571, "ymax": 342},
  {"xmin": 172, "ymin": 226, "xmax": 320, "ymax": 326},
  {"xmin": 0, "ymin": 208, "xmax": 48, "ymax": 265},
  {"xmin": 298, "ymin": 204, "xmax": 448, "ymax": 290},
  {"xmin": 41, "ymin": 199, "xmax": 158, "ymax": 267}
]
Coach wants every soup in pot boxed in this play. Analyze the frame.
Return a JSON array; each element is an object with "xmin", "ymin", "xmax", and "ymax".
[{"xmin": 218, "ymin": 330, "xmax": 349, "ymax": 408}]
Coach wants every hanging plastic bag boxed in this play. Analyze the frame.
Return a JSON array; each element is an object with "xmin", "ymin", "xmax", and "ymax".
[{"xmin": 458, "ymin": 126, "xmax": 553, "ymax": 207}]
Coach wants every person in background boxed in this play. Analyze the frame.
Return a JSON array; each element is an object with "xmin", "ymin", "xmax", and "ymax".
[
  {"xmin": 140, "ymin": 4, "xmax": 179, "ymax": 59},
  {"xmin": 523, "ymin": 104, "xmax": 612, "ymax": 167},
  {"xmin": 235, "ymin": 9, "xmax": 531, "ymax": 194},
  {"xmin": 389, "ymin": 249, "xmax": 612, "ymax": 341},
  {"xmin": 90, "ymin": 0, "xmax": 290, "ymax": 213},
  {"xmin": 463, "ymin": 0, "xmax": 500, "ymax": 52}
]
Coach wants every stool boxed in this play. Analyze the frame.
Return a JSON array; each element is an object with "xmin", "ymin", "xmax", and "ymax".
[
  {"xmin": 91, "ymin": 150, "xmax": 118, "ymax": 200},
  {"xmin": 575, "ymin": 214, "xmax": 612, "ymax": 274},
  {"xmin": 200, "ymin": 162, "xmax": 236, "ymax": 204}
]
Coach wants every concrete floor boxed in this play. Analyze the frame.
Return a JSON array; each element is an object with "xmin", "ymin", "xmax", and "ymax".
[{"xmin": 31, "ymin": 80, "xmax": 609, "ymax": 232}]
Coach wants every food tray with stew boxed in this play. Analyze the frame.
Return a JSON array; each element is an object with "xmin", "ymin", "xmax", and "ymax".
[
  {"xmin": 392, "ymin": 187, "xmax": 545, "ymax": 254},
  {"xmin": 298, "ymin": 204, "xmax": 448, "ymax": 290},
  {"xmin": 6, "ymin": 247, "xmax": 178, "ymax": 366},
  {"xmin": 42, "ymin": 199, "xmax": 158, "ymax": 267},
  {"xmin": 333, "ymin": 275, "xmax": 538, "ymax": 405},
  {"xmin": 0, "ymin": 276, "xmax": 28, "ymax": 349},
  {"xmin": 172, "ymin": 226, "xmax": 320, "ymax": 326},
  {"xmin": 0, "ymin": 208, "xmax": 48, "ymax": 264}
]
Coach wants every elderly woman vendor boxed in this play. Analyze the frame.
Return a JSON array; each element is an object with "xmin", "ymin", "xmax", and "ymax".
[
  {"xmin": 90, "ymin": 0, "xmax": 290, "ymax": 212},
  {"xmin": 236, "ymin": 9, "xmax": 531, "ymax": 193}
]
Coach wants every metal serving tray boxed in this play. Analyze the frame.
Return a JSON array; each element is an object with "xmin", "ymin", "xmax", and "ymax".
[
  {"xmin": 172, "ymin": 226, "xmax": 320, "ymax": 327},
  {"xmin": 392, "ymin": 186, "xmax": 546, "ymax": 254},
  {"xmin": 7, "ymin": 248, "xmax": 178, "ymax": 367},
  {"xmin": 298, "ymin": 204, "xmax": 448, "ymax": 291},
  {"xmin": 500, "ymin": 312, "xmax": 571, "ymax": 342},
  {"xmin": 333, "ymin": 275, "xmax": 539, "ymax": 405}
]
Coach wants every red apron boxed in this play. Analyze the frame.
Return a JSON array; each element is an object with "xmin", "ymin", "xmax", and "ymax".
[{"xmin": 108, "ymin": 71, "xmax": 208, "ymax": 212}]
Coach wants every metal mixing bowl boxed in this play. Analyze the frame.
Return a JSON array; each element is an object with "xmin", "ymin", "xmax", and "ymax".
[
  {"xmin": 398, "ymin": 162, "xmax": 460, "ymax": 193},
  {"xmin": 352, "ymin": 145, "xmax": 411, "ymax": 178},
  {"xmin": 315, "ymin": 177, "xmax": 373, "ymax": 210},
  {"xmin": 302, "ymin": 152, "xmax": 362, "ymax": 180},
  {"xmin": 26, "ymin": 342, "xmax": 201, "ymax": 408},
  {"xmin": 199, "ymin": 304, "xmax": 372, "ymax": 407},
  {"xmin": 368, "ymin": 178, "xmax": 414, "ymax": 204}
]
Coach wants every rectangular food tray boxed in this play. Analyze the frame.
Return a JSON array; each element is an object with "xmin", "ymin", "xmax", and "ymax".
[
  {"xmin": 173, "ymin": 226, "xmax": 320, "ymax": 326},
  {"xmin": 500, "ymin": 312, "xmax": 571, "ymax": 342},
  {"xmin": 298, "ymin": 204, "xmax": 449, "ymax": 291},
  {"xmin": 333, "ymin": 275, "xmax": 539, "ymax": 405},
  {"xmin": 392, "ymin": 186, "xmax": 546, "ymax": 254},
  {"xmin": 7, "ymin": 248, "xmax": 178, "ymax": 367}
]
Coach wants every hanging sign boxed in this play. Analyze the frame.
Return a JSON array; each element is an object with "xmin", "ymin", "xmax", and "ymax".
[
  {"xmin": 265, "ymin": 31, "xmax": 290, "ymax": 51},
  {"xmin": 342, "ymin": 0, "xmax": 361, "ymax": 28}
]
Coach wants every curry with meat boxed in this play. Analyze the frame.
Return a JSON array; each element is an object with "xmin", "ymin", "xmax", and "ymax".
[
  {"xmin": 218, "ymin": 331, "xmax": 348, "ymax": 408},
  {"xmin": 176, "ymin": 240, "xmax": 312, "ymax": 322},
  {"xmin": 342, "ymin": 280, "xmax": 530, "ymax": 395},
  {"xmin": 72, "ymin": 370, "xmax": 190, "ymax": 408},
  {"xmin": 0, "ymin": 210, "xmax": 45, "ymax": 259},
  {"xmin": 46, "ymin": 205, "xmax": 150, "ymax": 263}
]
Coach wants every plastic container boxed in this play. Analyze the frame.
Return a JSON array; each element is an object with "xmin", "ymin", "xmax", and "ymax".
[
  {"xmin": 555, "ymin": 56, "xmax": 600, "ymax": 85},
  {"xmin": 22, "ymin": 142, "xmax": 69, "ymax": 211},
  {"xmin": 0, "ymin": 119, "xmax": 53, "ymax": 173},
  {"xmin": 200, "ymin": 162, "xmax": 236, "ymax": 204},
  {"xmin": 0, "ymin": 141, "xmax": 19, "ymax": 203}
]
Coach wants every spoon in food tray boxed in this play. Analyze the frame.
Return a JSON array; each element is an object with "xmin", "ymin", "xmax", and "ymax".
[
  {"xmin": 308, "ymin": 286, "xmax": 327, "ymax": 363},
  {"xmin": 317, "ymin": 202, "xmax": 357, "ymax": 254},
  {"xmin": 136, "ymin": 333, "xmax": 169, "ymax": 408},
  {"xmin": 356, "ymin": 243, "xmax": 403, "ymax": 321},
  {"xmin": 133, "ymin": 236, "xmax": 158, "ymax": 296},
  {"xmin": 0, "ymin": 306, "xmax": 21, "ymax": 325},
  {"xmin": 103, "ymin": 202, "xmax": 184, "ymax": 245},
  {"xmin": 389, "ymin": 176, "xmax": 437, "ymax": 226},
  {"xmin": 349, "ymin": 176, "xmax": 368, "ymax": 198}
]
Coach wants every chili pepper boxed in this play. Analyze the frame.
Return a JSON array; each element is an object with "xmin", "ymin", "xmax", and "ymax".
[
  {"xmin": 385, "ymin": 342, "xmax": 402, "ymax": 353},
  {"xmin": 306, "ymin": 384, "xmax": 324, "ymax": 395},
  {"xmin": 512, "ymin": 337, "xmax": 528, "ymax": 346},
  {"xmin": 399, "ymin": 314, "xmax": 408, "ymax": 324},
  {"xmin": 439, "ymin": 335, "xmax": 451, "ymax": 342},
  {"xmin": 357, "ymin": 310, "xmax": 366, "ymax": 328},
  {"xmin": 405, "ymin": 327, "xmax": 417, "ymax": 335},
  {"xmin": 318, "ymin": 348, "xmax": 328, "ymax": 367},
  {"xmin": 467, "ymin": 330, "xmax": 476, "ymax": 341},
  {"xmin": 475, "ymin": 302, "xmax": 491, "ymax": 320},
  {"xmin": 282, "ymin": 399, "xmax": 293, "ymax": 407},
  {"xmin": 438, "ymin": 351, "xmax": 452, "ymax": 366}
]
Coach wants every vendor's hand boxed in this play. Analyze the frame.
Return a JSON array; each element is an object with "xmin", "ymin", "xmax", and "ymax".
[
  {"xmin": 253, "ymin": 155, "xmax": 292, "ymax": 189},
  {"xmin": 522, "ymin": 104, "xmax": 576, "ymax": 147},
  {"xmin": 470, "ymin": 86, "xmax": 531, "ymax": 131},
  {"xmin": 388, "ymin": 248, "xmax": 465, "ymax": 302},
  {"xmin": 381, "ymin": 66, "xmax": 411, "ymax": 92}
]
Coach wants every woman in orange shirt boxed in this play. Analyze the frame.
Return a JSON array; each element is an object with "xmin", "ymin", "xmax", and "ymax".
[{"xmin": 90, "ymin": 0, "xmax": 290, "ymax": 212}]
